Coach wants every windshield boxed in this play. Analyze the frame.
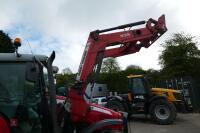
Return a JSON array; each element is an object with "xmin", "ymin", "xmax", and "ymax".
[
  {"xmin": 0, "ymin": 62, "xmax": 47, "ymax": 105},
  {"xmin": 129, "ymin": 78, "xmax": 146, "ymax": 94},
  {"xmin": 0, "ymin": 63, "xmax": 26, "ymax": 103},
  {"xmin": 24, "ymin": 62, "xmax": 49, "ymax": 106}
]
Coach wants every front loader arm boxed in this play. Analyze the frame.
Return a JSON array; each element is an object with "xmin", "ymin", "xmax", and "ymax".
[
  {"xmin": 96, "ymin": 15, "xmax": 166, "ymax": 58},
  {"xmin": 77, "ymin": 15, "xmax": 167, "ymax": 85}
]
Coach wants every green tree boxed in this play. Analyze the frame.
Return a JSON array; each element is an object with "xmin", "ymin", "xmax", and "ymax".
[
  {"xmin": 125, "ymin": 65, "xmax": 145, "ymax": 75},
  {"xmin": 0, "ymin": 30, "xmax": 15, "ymax": 53},
  {"xmin": 62, "ymin": 67, "xmax": 72, "ymax": 74},
  {"xmin": 56, "ymin": 73, "xmax": 76, "ymax": 89},
  {"xmin": 146, "ymin": 69, "xmax": 161, "ymax": 87},
  {"xmin": 159, "ymin": 33, "xmax": 200, "ymax": 78},
  {"xmin": 126, "ymin": 65, "xmax": 142, "ymax": 70},
  {"xmin": 98, "ymin": 64, "xmax": 146, "ymax": 93},
  {"xmin": 101, "ymin": 57, "xmax": 120, "ymax": 73},
  {"xmin": 98, "ymin": 71, "xmax": 128, "ymax": 93}
]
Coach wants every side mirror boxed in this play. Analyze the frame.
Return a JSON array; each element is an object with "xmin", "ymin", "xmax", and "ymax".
[{"xmin": 26, "ymin": 63, "xmax": 38, "ymax": 82}]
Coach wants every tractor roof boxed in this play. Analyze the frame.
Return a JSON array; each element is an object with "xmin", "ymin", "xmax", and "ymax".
[
  {"xmin": 127, "ymin": 74, "xmax": 144, "ymax": 78},
  {"xmin": 0, "ymin": 53, "xmax": 48, "ymax": 62}
]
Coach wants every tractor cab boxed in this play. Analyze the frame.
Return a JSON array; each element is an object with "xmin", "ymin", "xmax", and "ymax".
[
  {"xmin": 0, "ymin": 38, "xmax": 58, "ymax": 133},
  {"xmin": 126, "ymin": 75, "xmax": 151, "ymax": 113},
  {"xmin": 127, "ymin": 75, "xmax": 150, "ymax": 95},
  {"xmin": 127, "ymin": 75, "xmax": 151, "ymax": 103}
]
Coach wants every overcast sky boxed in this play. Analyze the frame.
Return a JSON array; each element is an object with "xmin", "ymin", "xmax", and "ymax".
[{"xmin": 0, "ymin": 0, "xmax": 200, "ymax": 72}]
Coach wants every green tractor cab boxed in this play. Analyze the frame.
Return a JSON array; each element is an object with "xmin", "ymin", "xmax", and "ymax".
[{"xmin": 0, "ymin": 50, "xmax": 58, "ymax": 133}]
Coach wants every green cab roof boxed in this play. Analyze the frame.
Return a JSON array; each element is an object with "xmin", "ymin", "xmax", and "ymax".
[{"xmin": 0, "ymin": 53, "xmax": 48, "ymax": 62}]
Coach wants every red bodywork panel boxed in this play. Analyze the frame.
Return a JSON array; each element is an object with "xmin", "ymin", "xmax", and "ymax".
[
  {"xmin": 69, "ymin": 15, "xmax": 167, "ymax": 131},
  {"xmin": 0, "ymin": 116, "xmax": 10, "ymax": 133}
]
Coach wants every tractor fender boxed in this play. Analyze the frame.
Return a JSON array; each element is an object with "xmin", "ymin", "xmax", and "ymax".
[
  {"xmin": 148, "ymin": 95, "xmax": 172, "ymax": 114},
  {"xmin": 149, "ymin": 95, "xmax": 168, "ymax": 104},
  {"xmin": 83, "ymin": 119, "xmax": 123, "ymax": 133}
]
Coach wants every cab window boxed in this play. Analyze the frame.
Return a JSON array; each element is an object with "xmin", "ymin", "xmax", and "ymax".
[
  {"xmin": 0, "ymin": 63, "xmax": 26, "ymax": 103},
  {"xmin": 130, "ymin": 78, "xmax": 146, "ymax": 94}
]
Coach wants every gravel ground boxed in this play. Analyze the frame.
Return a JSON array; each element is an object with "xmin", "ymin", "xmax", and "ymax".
[{"xmin": 127, "ymin": 113, "xmax": 200, "ymax": 133}]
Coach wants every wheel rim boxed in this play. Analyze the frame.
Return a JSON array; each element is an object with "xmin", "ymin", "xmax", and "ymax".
[{"xmin": 154, "ymin": 105, "xmax": 170, "ymax": 120}]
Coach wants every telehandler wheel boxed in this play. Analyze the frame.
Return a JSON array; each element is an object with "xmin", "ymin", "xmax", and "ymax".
[
  {"xmin": 149, "ymin": 99, "xmax": 176, "ymax": 125},
  {"xmin": 106, "ymin": 100, "xmax": 125, "ymax": 112},
  {"xmin": 0, "ymin": 115, "xmax": 10, "ymax": 133}
]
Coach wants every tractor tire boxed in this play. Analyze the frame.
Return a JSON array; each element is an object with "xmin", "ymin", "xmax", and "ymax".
[
  {"xmin": 106, "ymin": 100, "xmax": 125, "ymax": 112},
  {"xmin": 149, "ymin": 99, "xmax": 176, "ymax": 125},
  {"xmin": 0, "ymin": 115, "xmax": 10, "ymax": 133}
]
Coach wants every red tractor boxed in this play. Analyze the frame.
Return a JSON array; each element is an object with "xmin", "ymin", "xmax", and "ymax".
[{"xmin": 65, "ymin": 15, "xmax": 167, "ymax": 132}]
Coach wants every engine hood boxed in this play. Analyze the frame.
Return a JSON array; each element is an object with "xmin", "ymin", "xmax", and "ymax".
[
  {"xmin": 90, "ymin": 103, "xmax": 122, "ymax": 119},
  {"xmin": 151, "ymin": 88, "xmax": 181, "ymax": 93}
]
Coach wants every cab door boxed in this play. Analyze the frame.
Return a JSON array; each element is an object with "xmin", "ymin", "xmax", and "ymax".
[{"xmin": 128, "ymin": 77, "xmax": 147, "ymax": 112}]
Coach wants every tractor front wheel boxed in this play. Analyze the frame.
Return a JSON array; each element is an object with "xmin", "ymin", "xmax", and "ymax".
[{"xmin": 149, "ymin": 99, "xmax": 176, "ymax": 125}]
